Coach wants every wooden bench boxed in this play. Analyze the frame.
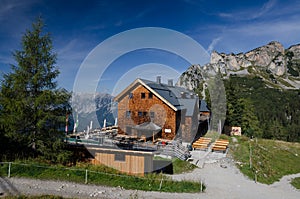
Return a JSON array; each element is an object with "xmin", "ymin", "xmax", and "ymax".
[
  {"xmin": 212, "ymin": 144, "xmax": 227, "ymax": 149},
  {"xmin": 212, "ymin": 145, "xmax": 227, "ymax": 153},
  {"xmin": 211, "ymin": 139, "xmax": 229, "ymax": 153},
  {"xmin": 214, "ymin": 142, "xmax": 228, "ymax": 146},
  {"xmin": 192, "ymin": 137, "xmax": 213, "ymax": 150},
  {"xmin": 215, "ymin": 139, "xmax": 229, "ymax": 143},
  {"xmin": 195, "ymin": 141, "xmax": 210, "ymax": 145},
  {"xmin": 193, "ymin": 143, "xmax": 208, "ymax": 146},
  {"xmin": 193, "ymin": 145, "xmax": 209, "ymax": 150},
  {"xmin": 192, "ymin": 143, "xmax": 209, "ymax": 150},
  {"xmin": 215, "ymin": 139, "xmax": 229, "ymax": 145},
  {"xmin": 215, "ymin": 141, "xmax": 229, "ymax": 145}
]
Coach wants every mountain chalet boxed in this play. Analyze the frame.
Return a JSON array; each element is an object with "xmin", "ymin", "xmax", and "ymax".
[{"xmin": 114, "ymin": 77, "xmax": 209, "ymax": 143}]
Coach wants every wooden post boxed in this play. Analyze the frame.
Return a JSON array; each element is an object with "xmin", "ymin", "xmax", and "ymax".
[
  {"xmin": 152, "ymin": 132, "xmax": 154, "ymax": 143},
  {"xmin": 85, "ymin": 169, "xmax": 88, "ymax": 184},
  {"xmin": 8, "ymin": 162, "xmax": 11, "ymax": 178},
  {"xmin": 249, "ymin": 142, "xmax": 252, "ymax": 169},
  {"xmin": 255, "ymin": 170, "xmax": 258, "ymax": 183},
  {"xmin": 200, "ymin": 180, "xmax": 203, "ymax": 192},
  {"xmin": 159, "ymin": 176, "xmax": 163, "ymax": 190}
]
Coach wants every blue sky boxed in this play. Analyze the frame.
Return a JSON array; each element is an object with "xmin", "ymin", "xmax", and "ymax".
[{"xmin": 1, "ymin": 0, "xmax": 300, "ymax": 94}]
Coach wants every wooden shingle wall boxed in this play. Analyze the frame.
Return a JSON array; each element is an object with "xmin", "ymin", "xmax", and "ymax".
[
  {"xmin": 118, "ymin": 85, "xmax": 177, "ymax": 140},
  {"xmin": 91, "ymin": 148, "xmax": 154, "ymax": 176}
]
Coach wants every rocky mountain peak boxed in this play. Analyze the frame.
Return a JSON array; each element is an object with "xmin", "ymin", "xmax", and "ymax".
[
  {"xmin": 177, "ymin": 41, "xmax": 300, "ymax": 91},
  {"xmin": 287, "ymin": 43, "xmax": 300, "ymax": 59}
]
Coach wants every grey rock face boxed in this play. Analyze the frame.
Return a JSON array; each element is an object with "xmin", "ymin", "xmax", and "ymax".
[{"xmin": 177, "ymin": 41, "xmax": 300, "ymax": 90}]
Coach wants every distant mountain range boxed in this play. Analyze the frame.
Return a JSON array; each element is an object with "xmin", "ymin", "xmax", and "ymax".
[
  {"xmin": 177, "ymin": 41, "xmax": 300, "ymax": 91},
  {"xmin": 71, "ymin": 92, "xmax": 117, "ymax": 132}
]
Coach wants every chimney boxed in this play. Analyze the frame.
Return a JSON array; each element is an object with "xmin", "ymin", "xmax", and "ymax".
[
  {"xmin": 181, "ymin": 91, "xmax": 186, "ymax": 98},
  {"xmin": 168, "ymin": 79, "xmax": 173, "ymax": 86},
  {"xmin": 156, "ymin": 76, "xmax": 161, "ymax": 84}
]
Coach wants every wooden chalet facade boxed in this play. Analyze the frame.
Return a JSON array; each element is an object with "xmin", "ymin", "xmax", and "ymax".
[
  {"xmin": 114, "ymin": 77, "xmax": 200, "ymax": 142},
  {"xmin": 90, "ymin": 147, "xmax": 154, "ymax": 176}
]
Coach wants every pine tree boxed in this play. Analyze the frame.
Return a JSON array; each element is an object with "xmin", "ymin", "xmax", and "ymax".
[
  {"xmin": 0, "ymin": 18, "xmax": 71, "ymax": 162},
  {"xmin": 225, "ymin": 78, "xmax": 242, "ymax": 127},
  {"xmin": 238, "ymin": 98, "xmax": 262, "ymax": 138}
]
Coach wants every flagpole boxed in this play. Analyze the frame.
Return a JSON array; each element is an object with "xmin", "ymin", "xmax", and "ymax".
[
  {"xmin": 65, "ymin": 113, "xmax": 68, "ymax": 135},
  {"xmin": 65, "ymin": 113, "xmax": 69, "ymax": 143}
]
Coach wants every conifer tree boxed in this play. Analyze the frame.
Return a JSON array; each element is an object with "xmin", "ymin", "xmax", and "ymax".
[{"xmin": 0, "ymin": 18, "xmax": 71, "ymax": 162}]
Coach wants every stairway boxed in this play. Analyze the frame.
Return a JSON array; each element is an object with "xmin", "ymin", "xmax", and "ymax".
[{"xmin": 159, "ymin": 141, "xmax": 190, "ymax": 160}]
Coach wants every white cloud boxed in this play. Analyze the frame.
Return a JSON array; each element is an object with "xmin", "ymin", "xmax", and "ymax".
[
  {"xmin": 211, "ymin": 17, "xmax": 300, "ymax": 54},
  {"xmin": 218, "ymin": 13, "xmax": 233, "ymax": 18},
  {"xmin": 0, "ymin": 54, "xmax": 14, "ymax": 65},
  {"xmin": 207, "ymin": 37, "xmax": 222, "ymax": 53},
  {"xmin": 0, "ymin": 0, "xmax": 38, "ymax": 21},
  {"xmin": 217, "ymin": 0, "xmax": 277, "ymax": 21},
  {"xmin": 56, "ymin": 38, "xmax": 91, "ymax": 64},
  {"xmin": 252, "ymin": 0, "xmax": 277, "ymax": 19}
]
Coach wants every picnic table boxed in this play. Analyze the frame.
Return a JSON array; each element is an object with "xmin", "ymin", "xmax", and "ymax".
[{"xmin": 192, "ymin": 137, "xmax": 212, "ymax": 150}]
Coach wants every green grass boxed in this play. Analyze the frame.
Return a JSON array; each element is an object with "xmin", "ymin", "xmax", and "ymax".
[
  {"xmin": 0, "ymin": 161, "xmax": 204, "ymax": 193},
  {"xmin": 291, "ymin": 177, "xmax": 300, "ymax": 189},
  {"xmin": 230, "ymin": 136, "xmax": 300, "ymax": 184},
  {"xmin": 172, "ymin": 158, "xmax": 197, "ymax": 174}
]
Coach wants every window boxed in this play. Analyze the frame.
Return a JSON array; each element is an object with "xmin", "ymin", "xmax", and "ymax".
[
  {"xmin": 143, "ymin": 112, "xmax": 147, "ymax": 116},
  {"xmin": 138, "ymin": 111, "xmax": 143, "ymax": 117},
  {"xmin": 115, "ymin": 153, "xmax": 125, "ymax": 161},
  {"xmin": 129, "ymin": 93, "xmax": 133, "ymax": 99},
  {"xmin": 150, "ymin": 112, "xmax": 155, "ymax": 119},
  {"xmin": 125, "ymin": 111, "xmax": 131, "ymax": 118},
  {"xmin": 148, "ymin": 93, "xmax": 153, "ymax": 99},
  {"xmin": 141, "ymin": 93, "xmax": 146, "ymax": 99}
]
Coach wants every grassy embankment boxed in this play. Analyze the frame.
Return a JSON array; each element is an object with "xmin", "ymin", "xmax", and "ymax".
[
  {"xmin": 0, "ymin": 159, "xmax": 202, "ymax": 193},
  {"xmin": 291, "ymin": 177, "xmax": 300, "ymax": 189},
  {"xmin": 153, "ymin": 156, "xmax": 197, "ymax": 174},
  {"xmin": 228, "ymin": 135, "xmax": 300, "ymax": 185},
  {"xmin": 172, "ymin": 158, "xmax": 197, "ymax": 174}
]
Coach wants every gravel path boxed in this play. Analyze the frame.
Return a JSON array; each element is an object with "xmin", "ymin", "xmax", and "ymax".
[
  {"xmin": 171, "ymin": 157, "xmax": 300, "ymax": 199},
  {"xmin": 0, "ymin": 158, "xmax": 299, "ymax": 199}
]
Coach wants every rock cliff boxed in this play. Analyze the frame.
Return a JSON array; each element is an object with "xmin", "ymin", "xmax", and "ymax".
[{"xmin": 177, "ymin": 41, "xmax": 300, "ymax": 90}]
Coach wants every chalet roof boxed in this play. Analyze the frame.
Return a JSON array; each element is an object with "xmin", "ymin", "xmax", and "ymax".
[{"xmin": 114, "ymin": 78, "xmax": 198, "ymax": 116}]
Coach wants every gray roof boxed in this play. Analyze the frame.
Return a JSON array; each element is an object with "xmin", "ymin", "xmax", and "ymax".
[
  {"xmin": 199, "ymin": 100, "xmax": 210, "ymax": 112},
  {"xmin": 140, "ymin": 79, "xmax": 198, "ymax": 116}
]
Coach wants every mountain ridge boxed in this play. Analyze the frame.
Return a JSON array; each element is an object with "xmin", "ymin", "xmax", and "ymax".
[
  {"xmin": 177, "ymin": 41, "xmax": 300, "ymax": 91},
  {"xmin": 71, "ymin": 92, "xmax": 117, "ymax": 131}
]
